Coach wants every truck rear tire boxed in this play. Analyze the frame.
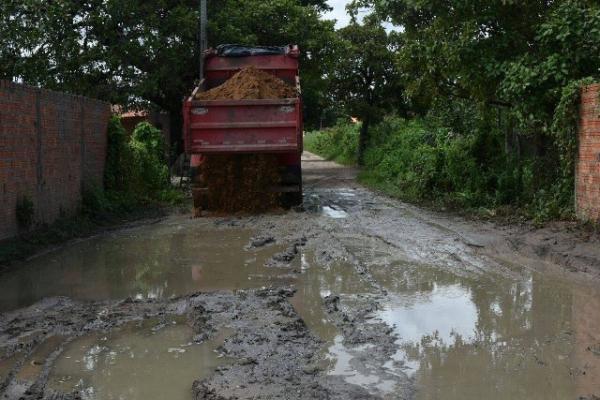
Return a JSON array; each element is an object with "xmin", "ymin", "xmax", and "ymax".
[
  {"xmin": 280, "ymin": 165, "xmax": 302, "ymax": 208},
  {"xmin": 281, "ymin": 191, "xmax": 303, "ymax": 208}
]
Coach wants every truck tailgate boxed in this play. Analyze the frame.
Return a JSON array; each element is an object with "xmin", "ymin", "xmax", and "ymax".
[{"xmin": 184, "ymin": 98, "xmax": 302, "ymax": 154}]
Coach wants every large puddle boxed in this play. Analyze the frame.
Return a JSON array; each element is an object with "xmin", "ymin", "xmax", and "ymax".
[
  {"xmin": 367, "ymin": 262, "xmax": 600, "ymax": 399},
  {"xmin": 1, "ymin": 214, "xmax": 599, "ymax": 399},
  {"xmin": 48, "ymin": 318, "xmax": 230, "ymax": 400},
  {"xmin": 0, "ymin": 217, "xmax": 296, "ymax": 311}
]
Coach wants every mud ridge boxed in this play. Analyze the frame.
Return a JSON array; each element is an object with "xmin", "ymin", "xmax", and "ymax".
[
  {"xmin": 0, "ymin": 289, "xmax": 384, "ymax": 400},
  {"xmin": 322, "ymin": 294, "xmax": 414, "ymax": 399}
]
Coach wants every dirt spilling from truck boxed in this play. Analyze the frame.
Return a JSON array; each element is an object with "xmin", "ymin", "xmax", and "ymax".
[
  {"xmin": 202, "ymin": 154, "xmax": 281, "ymax": 213},
  {"xmin": 195, "ymin": 66, "xmax": 297, "ymax": 100}
]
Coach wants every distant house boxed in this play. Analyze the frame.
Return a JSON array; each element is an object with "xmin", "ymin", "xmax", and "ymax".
[{"xmin": 113, "ymin": 106, "xmax": 171, "ymax": 150}]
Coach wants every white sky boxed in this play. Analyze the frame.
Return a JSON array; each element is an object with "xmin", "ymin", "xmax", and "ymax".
[
  {"xmin": 322, "ymin": 1, "xmax": 385, "ymax": 30},
  {"xmin": 322, "ymin": 0, "xmax": 353, "ymax": 29}
]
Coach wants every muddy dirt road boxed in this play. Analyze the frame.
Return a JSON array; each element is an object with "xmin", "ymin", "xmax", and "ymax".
[{"xmin": 1, "ymin": 152, "xmax": 599, "ymax": 400}]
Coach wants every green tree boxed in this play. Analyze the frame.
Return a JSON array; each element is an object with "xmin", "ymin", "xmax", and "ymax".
[
  {"xmin": 330, "ymin": 17, "xmax": 403, "ymax": 164},
  {"xmin": 352, "ymin": 0, "xmax": 600, "ymax": 216},
  {"xmin": 353, "ymin": 0, "xmax": 599, "ymax": 126},
  {"xmin": 207, "ymin": 0, "xmax": 337, "ymax": 128},
  {"xmin": 0, "ymin": 0, "xmax": 337, "ymax": 141}
]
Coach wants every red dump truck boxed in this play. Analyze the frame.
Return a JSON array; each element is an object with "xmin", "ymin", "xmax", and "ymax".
[{"xmin": 183, "ymin": 45, "xmax": 303, "ymax": 211}]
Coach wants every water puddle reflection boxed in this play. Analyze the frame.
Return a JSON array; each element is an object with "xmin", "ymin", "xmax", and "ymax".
[
  {"xmin": 290, "ymin": 254, "xmax": 371, "ymax": 342},
  {"xmin": 369, "ymin": 262, "xmax": 600, "ymax": 399},
  {"xmin": 0, "ymin": 217, "xmax": 297, "ymax": 311},
  {"xmin": 48, "ymin": 318, "xmax": 230, "ymax": 400},
  {"xmin": 322, "ymin": 206, "xmax": 348, "ymax": 219},
  {"xmin": 378, "ymin": 283, "xmax": 478, "ymax": 347}
]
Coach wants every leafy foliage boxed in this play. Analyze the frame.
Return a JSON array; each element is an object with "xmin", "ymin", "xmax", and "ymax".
[
  {"xmin": 345, "ymin": 0, "xmax": 600, "ymax": 220},
  {"xmin": 93, "ymin": 117, "xmax": 179, "ymax": 215},
  {"xmin": 105, "ymin": 116, "xmax": 135, "ymax": 194},
  {"xmin": 305, "ymin": 122, "xmax": 360, "ymax": 165},
  {"xmin": 131, "ymin": 122, "xmax": 167, "ymax": 162},
  {"xmin": 129, "ymin": 122, "xmax": 170, "ymax": 197},
  {"xmin": 15, "ymin": 196, "xmax": 34, "ymax": 229},
  {"xmin": 536, "ymin": 77, "xmax": 599, "ymax": 220},
  {"xmin": 329, "ymin": 18, "xmax": 404, "ymax": 163},
  {"xmin": 361, "ymin": 118, "xmax": 513, "ymax": 208},
  {"xmin": 0, "ymin": 0, "xmax": 337, "ymax": 131},
  {"xmin": 307, "ymin": 115, "xmax": 590, "ymax": 221}
]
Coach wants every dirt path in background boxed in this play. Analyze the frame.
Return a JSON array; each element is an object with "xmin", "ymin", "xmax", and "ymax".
[
  {"xmin": 0, "ymin": 152, "xmax": 599, "ymax": 400},
  {"xmin": 301, "ymin": 152, "xmax": 600, "ymax": 279}
]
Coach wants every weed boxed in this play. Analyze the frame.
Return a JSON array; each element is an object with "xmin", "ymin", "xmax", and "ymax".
[{"xmin": 16, "ymin": 196, "xmax": 34, "ymax": 229}]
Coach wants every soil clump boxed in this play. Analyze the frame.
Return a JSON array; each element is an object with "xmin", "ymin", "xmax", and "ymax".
[{"xmin": 195, "ymin": 66, "xmax": 297, "ymax": 100}]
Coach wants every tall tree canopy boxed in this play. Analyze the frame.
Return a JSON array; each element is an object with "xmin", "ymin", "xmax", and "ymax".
[
  {"xmin": 0, "ymin": 0, "xmax": 337, "ymax": 142},
  {"xmin": 349, "ymin": 0, "xmax": 600, "ymax": 209},
  {"xmin": 353, "ymin": 0, "xmax": 600, "ymax": 126},
  {"xmin": 330, "ymin": 17, "xmax": 403, "ymax": 164}
]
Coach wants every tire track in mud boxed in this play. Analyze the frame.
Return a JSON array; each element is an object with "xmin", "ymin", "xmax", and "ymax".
[
  {"xmin": 0, "ymin": 290, "xmax": 384, "ymax": 400},
  {"xmin": 322, "ymin": 186, "xmax": 522, "ymax": 280},
  {"xmin": 309, "ymin": 217, "xmax": 416, "ymax": 399},
  {"xmin": 244, "ymin": 209, "xmax": 415, "ymax": 398},
  {"xmin": 241, "ymin": 184, "xmax": 530, "ymax": 399}
]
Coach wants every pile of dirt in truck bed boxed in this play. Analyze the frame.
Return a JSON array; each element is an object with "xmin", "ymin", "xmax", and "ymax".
[
  {"xmin": 202, "ymin": 154, "xmax": 281, "ymax": 213},
  {"xmin": 192, "ymin": 67, "xmax": 295, "ymax": 214},
  {"xmin": 195, "ymin": 66, "xmax": 297, "ymax": 100}
]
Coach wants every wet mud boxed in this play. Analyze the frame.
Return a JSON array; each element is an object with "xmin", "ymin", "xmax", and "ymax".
[
  {"xmin": 1, "ymin": 152, "xmax": 600, "ymax": 399},
  {"xmin": 0, "ymin": 290, "xmax": 376, "ymax": 400}
]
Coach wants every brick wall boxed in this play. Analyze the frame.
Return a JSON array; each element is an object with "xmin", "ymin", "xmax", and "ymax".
[
  {"xmin": 577, "ymin": 84, "xmax": 600, "ymax": 222},
  {"xmin": 0, "ymin": 81, "xmax": 110, "ymax": 240}
]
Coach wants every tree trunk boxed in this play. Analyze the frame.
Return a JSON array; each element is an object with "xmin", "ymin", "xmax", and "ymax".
[
  {"xmin": 504, "ymin": 113, "xmax": 520, "ymax": 158},
  {"xmin": 357, "ymin": 117, "xmax": 370, "ymax": 166},
  {"xmin": 168, "ymin": 105, "xmax": 184, "ymax": 163}
]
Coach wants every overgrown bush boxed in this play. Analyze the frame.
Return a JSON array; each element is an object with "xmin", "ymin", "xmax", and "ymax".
[
  {"xmin": 88, "ymin": 117, "xmax": 182, "ymax": 216},
  {"xmin": 304, "ymin": 121, "xmax": 359, "ymax": 165},
  {"xmin": 307, "ymin": 115, "xmax": 585, "ymax": 220},
  {"xmin": 131, "ymin": 122, "xmax": 166, "ymax": 162},
  {"xmin": 129, "ymin": 122, "xmax": 170, "ymax": 197},
  {"xmin": 105, "ymin": 116, "xmax": 135, "ymax": 193},
  {"xmin": 360, "ymin": 117, "xmax": 499, "ymax": 207},
  {"xmin": 81, "ymin": 184, "xmax": 111, "ymax": 215},
  {"xmin": 16, "ymin": 196, "xmax": 34, "ymax": 229}
]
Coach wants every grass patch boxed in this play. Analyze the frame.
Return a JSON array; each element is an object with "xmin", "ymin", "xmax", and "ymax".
[{"xmin": 304, "ymin": 122, "xmax": 359, "ymax": 165}]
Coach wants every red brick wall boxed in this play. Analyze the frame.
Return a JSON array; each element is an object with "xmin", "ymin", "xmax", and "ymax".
[
  {"xmin": 577, "ymin": 84, "xmax": 600, "ymax": 222},
  {"xmin": 0, "ymin": 81, "xmax": 110, "ymax": 240}
]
